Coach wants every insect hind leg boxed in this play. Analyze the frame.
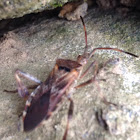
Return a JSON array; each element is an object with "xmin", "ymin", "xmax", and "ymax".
[
  {"xmin": 15, "ymin": 69, "xmax": 41, "ymax": 98},
  {"xmin": 17, "ymin": 113, "xmax": 24, "ymax": 132},
  {"xmin": 63, "ymin": 97, "xmax": 74, "ymax": 140}
]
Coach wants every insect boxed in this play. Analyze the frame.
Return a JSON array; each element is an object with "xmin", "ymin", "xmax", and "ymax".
[{"xmin": 5, "ymin": 17, "xmax": 138, "ymax": 140}]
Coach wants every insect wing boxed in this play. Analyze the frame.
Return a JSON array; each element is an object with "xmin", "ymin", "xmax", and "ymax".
[{"xmin": 24, "ymin": 88, "xmax": 51, "ymax": 132}]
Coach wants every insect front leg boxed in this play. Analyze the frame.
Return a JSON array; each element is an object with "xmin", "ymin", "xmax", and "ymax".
[
  {"xmin": 63, "ymin": 97, "xmax": 74, "ymax": 140},
  {"xmin": 80, "ymin": 61, "xmax": 96, "ymax": 79},
  {"xmin": 75, "ymin": 61, "xmax": 99, "ymax": 89},
  {"xmin": 15, "ymin": 69, "xmax": 42, "ymax": 98},
  {"xmin": 75, "ymin": 60, "xmax": 115, "ymax": 106}
]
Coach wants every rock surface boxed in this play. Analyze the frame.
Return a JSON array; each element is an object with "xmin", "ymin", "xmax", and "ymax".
[
  {"xmin": 120, "ymin": 0, "xmax": 138, "ymax": 7},
  {"xmin": 59, "ymin": 1, "xmax": 88, "ymax": 21},
  {"xmin": 0, "ymin": 0, "xmax": 69, "ymax": 20},
  {"xmin": 0, "ymin": 8, "xmax": 140, "ymax": 140},
  {"xmin": 96, "ymin": 0, "xmax": 140, "ymax": 10},
  {"xmin": 96, "ymin": 0, "xmax": 118, "ymax": 10},
  {"xmin": 0, "ymin": 0, "xmax": 139, "ymax": 20}
]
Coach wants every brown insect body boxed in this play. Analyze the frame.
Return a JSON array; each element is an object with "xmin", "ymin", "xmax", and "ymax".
[{"xmin": 23, "ymin": 58, "xmax": 84, "ymax": 132}]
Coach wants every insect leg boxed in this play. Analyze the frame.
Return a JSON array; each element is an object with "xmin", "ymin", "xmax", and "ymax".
[
  {"xmin": 77, "ymin": 59, "xmax": 117, "ymax": 105},
  {"xmin": 80, "ymin": 61, "xmax": 95, "ymax": 79},
  {"xmin": 62, "ymin": 98, "xmax": 74, "ymax": 140},
  {"xmin": 76, "ymin": 58, "xmax": 120, "ymax": 89},
  {"xmin": 75, "ymin": 61, "xmax": 98, "ymax": 89},
  {"xmin": 95, "ymin": 80, "xmax": 117, "ymax": 106},
  {"xmin": 4, "ymin": 84, "xmax": 39, "ymax": 93},
  {"xmin": 15, "ymin": 69, "xmax": 41, "ymax": 84},
  {"xmin": 80, "ymin": 16, "xmax": 88, "ymax": 55},
  {"xmin": 75, "ymin": 76, "xmax": 96, "ymax": 89},
  {"xmin": 15, "ymin": 69, "xmax": 41, "ymax": 98}
]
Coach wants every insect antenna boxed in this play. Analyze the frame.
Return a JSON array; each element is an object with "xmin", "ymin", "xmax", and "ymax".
[
  {"xmin": 80, "ymin": 16, "xmax": 88, "ymax": 55},
  {"xmin": 80, "ymin": 17, "xmax": 138, "ymax": 58},
  {"xmin": 89, "ymin": 47, "xmax": 139, "ymax": 58}
]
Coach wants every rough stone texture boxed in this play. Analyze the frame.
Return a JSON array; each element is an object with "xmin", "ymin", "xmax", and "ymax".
[
  {"xmin": 96, "ymin": 0, "xmax": 140, "ymax": 10},
  {"xmin": 0, "ymin": 0, "xmax": 69, "ymax": 20},
  {"xmin": 59, "ymin": 1, "xmax": 88, "ymax": 20},
  {"xmin": 58, "ymin": 1, "xmax": 83, "ymax": 19},
  {"xmin": 96, "ymin": 0, "xmax": 118, "ymax": 10},
  {"xmin": 120, "ymin": 0, "xmax": 140, "ymax": 10},
  {"xmin": 0, "ymin": 0, "xmax": 139, "ymax": 20},
  {"xmin": 120, "ymin": 0, "xmax": 137, "ymax": 7},
  {"xmin": 0, "ymin": 8, "xmax": 140, "ymax": 140}
]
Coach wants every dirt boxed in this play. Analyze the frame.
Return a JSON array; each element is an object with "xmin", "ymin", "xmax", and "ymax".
[{"xmin": 0, "ymin": 8, "xmax": 140, "ymax": 140}]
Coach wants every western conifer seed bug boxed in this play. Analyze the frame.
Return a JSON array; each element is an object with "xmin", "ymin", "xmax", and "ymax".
[{"xmin": 5, "ymin": 17, "xmax": 138, "ymax": 140}]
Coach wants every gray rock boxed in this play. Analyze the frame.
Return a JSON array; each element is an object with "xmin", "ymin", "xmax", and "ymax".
[
  {"xmin": 0, "ymin": 0, "xmax": 69, "ymax": 20},
  {"xmin": 120, "ymin": 0, "xmax": 138, "ymax": 7},
  {"xmin": 0, "ymin": 8, "xmax": 140, "ymax": 140},
  {"xmin": 59, "ymin": 1, "xmax": 88, "ymax": 21},
  {"xmin": 96, "ymin": 0, "xmax": 118, "ymax": 10}
]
